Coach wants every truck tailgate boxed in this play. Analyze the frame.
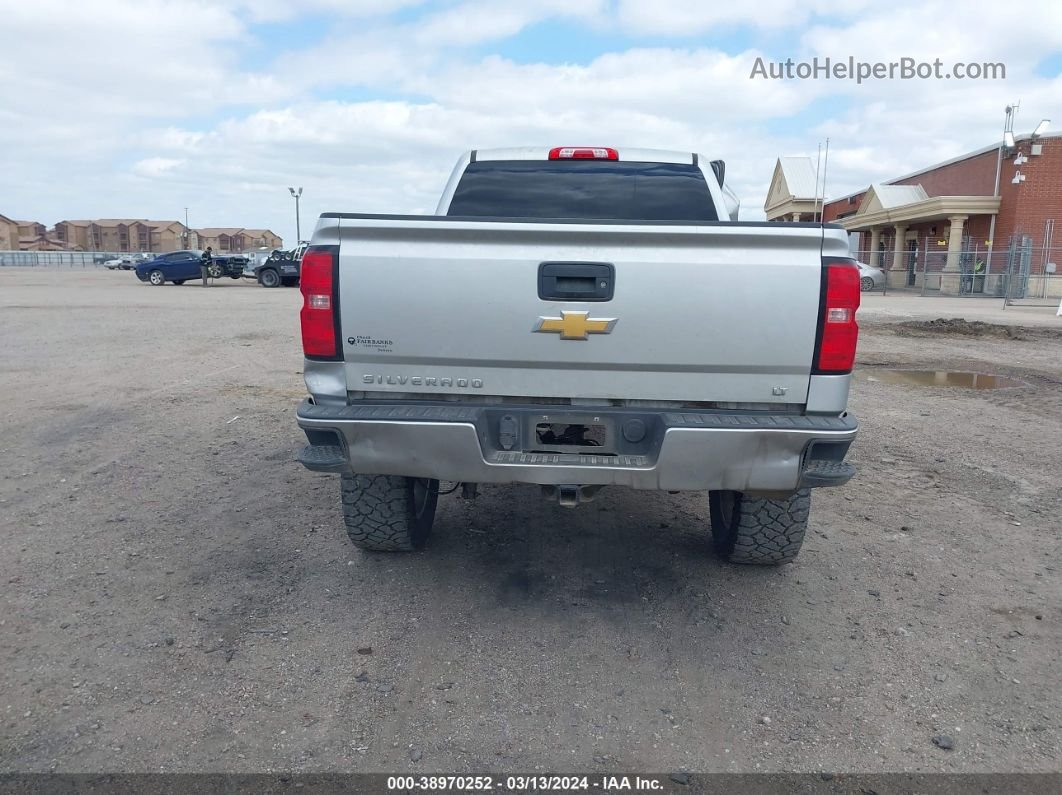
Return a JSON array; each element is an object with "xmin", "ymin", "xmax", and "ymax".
[{"xmin": 325, "ymin": 215, "xmax": 845, "ymax": 405}]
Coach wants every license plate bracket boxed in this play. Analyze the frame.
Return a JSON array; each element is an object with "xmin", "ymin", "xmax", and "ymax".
[{"xmin": 527, "ymin": 413, "xmax": 614, "ymax": 454}]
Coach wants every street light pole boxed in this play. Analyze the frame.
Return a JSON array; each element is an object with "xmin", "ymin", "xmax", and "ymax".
[
  {"xmin": 288, "ymin": 187, "xmax": 303, "ymax": 245},
  {"xmin": 183, "ymin": 207, "xmax": 189, "ymax": 249}
]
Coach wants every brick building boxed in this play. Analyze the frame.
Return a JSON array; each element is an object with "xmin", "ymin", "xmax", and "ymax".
[{"xmin": 766, "ymin": 131, "xmax": 1062, "ymax": 296}]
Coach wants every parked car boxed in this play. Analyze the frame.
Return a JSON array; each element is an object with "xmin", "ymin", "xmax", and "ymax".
[
  {"xmin": 857, "ymin": 261, "xmax": 885, "ymax": 291},
  {"xmin": 135, "ymin": 250, "xmax": 246, "ymax": 285},
  {"xmin": 103, "ymin": 255, "xmax": 139, "ymax": 270}
]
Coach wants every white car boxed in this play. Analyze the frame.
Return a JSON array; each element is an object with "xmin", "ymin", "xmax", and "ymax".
[
  {"xmin": 106, "ymin": 253, "xmax": 166, "ymax": 270},
  {"xmin": 857, "ymin": 261, "xmax": 885, "ymax": 291}
]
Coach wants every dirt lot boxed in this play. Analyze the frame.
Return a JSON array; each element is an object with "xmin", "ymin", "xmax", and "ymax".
[{"xmin": 1, "ymin": 269, "xmax": 1060, "ymax": 775}]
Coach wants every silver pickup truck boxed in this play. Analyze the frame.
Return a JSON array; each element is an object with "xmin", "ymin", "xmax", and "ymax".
[{"xmin": 295, "ymin": 146, "xmax": 860, "ymax": 565}]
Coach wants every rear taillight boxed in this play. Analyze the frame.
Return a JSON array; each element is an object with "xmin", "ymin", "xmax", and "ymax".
[
  {"xmin": 548, "ymin": 147, "xmax": 618, "ymax": 160},
  {"xmin": 815, "ymin": 258, "xmax": 860, "ymax": 373},
  {"xmin": 300, "ymin": 246, "xmax": 339, "ymax": 359}
]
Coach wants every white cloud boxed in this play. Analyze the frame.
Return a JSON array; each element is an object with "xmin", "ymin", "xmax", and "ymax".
[
  {"xmin": 1, "ymin": 0, "xmax": 1060, "ymax": 240},
  {"xmin": 614, "ymin": 0, "xmax": 879, "ymax": 35},
  {"xmin": 409, "ymin": 0, "xmax": 610, "ymax": 48},
  {"xmin": 228, "ymin": 0, "xmax": 425, "ymax": 23},
  {"xmin": 132, "ymin": 157, "xmax": 187, "ymax": 178}
]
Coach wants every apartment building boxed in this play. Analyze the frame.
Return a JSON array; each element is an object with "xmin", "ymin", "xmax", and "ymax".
[
  {"xmin": 0, "ymin": 216, "xmax": 55, "ymax": 249},
  {"xmin": 0, "ymin": 214, "xmax": 19, "ymax": 250},
  {"xmin": 17, "ymin": 221, "xmax": 46, "ymax": 239},
  {"xmin": 6, "ymin": 217, "xmax": 281, "ymax": 253},
  {"xmin": 195, "ymin": 227, "xmax": 282, "ymax": 252},
  {"xmin": 53, "ymin": 220, "xmax": 93, "ymax": 250}
]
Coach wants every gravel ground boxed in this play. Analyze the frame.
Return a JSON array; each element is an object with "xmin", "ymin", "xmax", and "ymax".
[{"xmin": 1, "ymin": 269, "xmax": 1060, "ymax": 775}]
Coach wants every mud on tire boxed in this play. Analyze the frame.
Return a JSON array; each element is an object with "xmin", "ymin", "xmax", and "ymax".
[
  {"xmin": 708, "ymin": 489, "xmax": 810, "ymax": 565},
  {"xmin": 340, "ymin": 474, "xmax": 439, "ymax": 551}
]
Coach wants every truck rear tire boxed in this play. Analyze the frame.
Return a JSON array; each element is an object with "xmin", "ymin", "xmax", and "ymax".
[
  {"xmin": 708, "ymin": 489, "xmax": 810, "ymax": 565},
  {"xmin": 258, "ymin": 268, "xmax": 281, "ymax": 288},
  {"xmin": 340, "ymin": 474, "xmax": 439, "ymax": 551}
]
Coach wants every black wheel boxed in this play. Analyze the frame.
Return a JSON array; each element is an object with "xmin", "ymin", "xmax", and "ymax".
[
  {"xmin": 860, "ymin": 276, "xmax": 875, "ymax": 292},
  {"xmin": 258, "ymin": 268, "xmax": 281, "ymax": 288},
  {"xmin": 148, "ymin": 269, "xmax": 165, "ymax": 286},
  {"xmin": 207, "ymin": 263, "xmax": 223, "ymax": 279},
  {"xmin": 340, "ymin": 474, "xmax": 439, "ymax": 551},
  {"xmin": 708, "ymin": 489, "xmax": 810, "ymax": 565},
  {"xmin": 173, "ymin": 279, "xmax": 185, "ymax": 285}
]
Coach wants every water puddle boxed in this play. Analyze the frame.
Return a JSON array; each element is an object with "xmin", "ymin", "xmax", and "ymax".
[{"xmin": 867, "ymin": 370, "xmax": 1026, "ymax": 389}]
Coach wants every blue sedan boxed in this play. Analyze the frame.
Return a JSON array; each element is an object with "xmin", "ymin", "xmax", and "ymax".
[
  {"xmin": 135, "ymin": 251, "xmax": 206, "ymax": 285},
  {"xmin": 135, "ymin": 251, "xmax": 246, "ymax": 285}
]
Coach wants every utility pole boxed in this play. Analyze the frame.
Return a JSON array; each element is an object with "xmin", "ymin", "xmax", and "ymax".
[
  {"xmin": 183, "ymin": 207, "xmax": 189, "ymax": 249},
  {"xmin": 988, "ymin": 103, "xmax": 1019, "ymax": 275},
  {"xmin": 288, "ymin": 187, "xmax": 303, "ymax": 245}
]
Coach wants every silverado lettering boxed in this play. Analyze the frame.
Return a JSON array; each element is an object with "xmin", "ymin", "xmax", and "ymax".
[{"xmin": 361, "ymin": 374, "xmax": 484, "ymax": 388}]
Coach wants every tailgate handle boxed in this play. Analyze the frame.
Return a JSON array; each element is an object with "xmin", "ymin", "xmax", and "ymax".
[{"xmin": 538, "ymin": 262, "xmax": 615, "ymax": 302}]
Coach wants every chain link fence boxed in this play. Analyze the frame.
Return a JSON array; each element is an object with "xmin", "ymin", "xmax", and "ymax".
[
  {"xmin": 0, "ymin": 251, "xmax": 127, "ymax": 267},
  {"xmin": 851, "ymin": 239, "xmax": 1061, "ymax": 306}
]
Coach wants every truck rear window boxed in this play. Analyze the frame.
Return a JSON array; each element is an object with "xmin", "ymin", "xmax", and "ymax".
[{"xmin": 447, "ymin": 160, "xmax": 718, "ymax": 222}]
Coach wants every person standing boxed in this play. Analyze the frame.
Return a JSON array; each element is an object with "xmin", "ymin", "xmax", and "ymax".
[
  {"xmin": 200, "ymin": 246, "xmax": 213, "ymax": 287},
  {"xmin": 958, "ymin": 253, "xmax": 973, "ymax": 295}
]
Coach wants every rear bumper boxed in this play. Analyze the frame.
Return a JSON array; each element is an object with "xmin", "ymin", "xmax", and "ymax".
[{"xmin": 296, "ymin": 400, "xmax": 857, "ymax": 493}]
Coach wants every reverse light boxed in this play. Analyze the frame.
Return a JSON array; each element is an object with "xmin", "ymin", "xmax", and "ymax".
[
  {"xmin": 815, "ymin": 259, "xmax": 861, "ymax": 373},
  {"xmin": 548, "ymin": 147, "xmax": 619, "ymax": 160},
  {"xmin": 826, "ymin": 307, "xmax": 851, "ymax": 323},
  {"xmin": 300, "ymin": 247, "xmax": 340, "ymax": 359}
]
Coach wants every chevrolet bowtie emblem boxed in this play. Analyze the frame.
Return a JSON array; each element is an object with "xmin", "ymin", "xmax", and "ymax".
[{"xmin": 534, "ymin": 311, "xmax": 617, "ymax": 340}]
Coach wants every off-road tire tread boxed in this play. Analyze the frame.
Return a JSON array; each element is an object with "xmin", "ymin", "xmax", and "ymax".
[
  {"xmin": 340, "ymin": 474, "xmax": 436, "ymax": 552},
  {"xmin": 710, "ymin": 489, "xmax": 810, "ymax": 565}
]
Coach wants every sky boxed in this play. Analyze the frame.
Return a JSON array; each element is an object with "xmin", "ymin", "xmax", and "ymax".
[{"xmin": 2, "ymin": 0, "xmax": 1061, "ymax": 245}]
